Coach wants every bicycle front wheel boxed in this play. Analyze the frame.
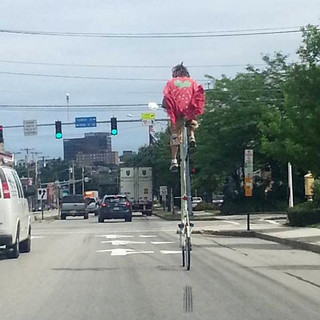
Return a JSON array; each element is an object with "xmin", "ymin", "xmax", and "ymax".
[
  {"xmin": 186, "ymin": 237, "xmax": 191, "ymax": 271},
  {"xmin": 182, "ymin": 244, "xmax": 185, "ymax": 267}
]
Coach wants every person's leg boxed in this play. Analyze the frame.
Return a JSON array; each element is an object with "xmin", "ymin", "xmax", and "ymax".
[
  {"xmin": 188, "ymin": 120, "xmax": 198, "ymax": 146},
  {"xmin": 170, "ymin": 119, "xmax": 183, "ymax": 170}
]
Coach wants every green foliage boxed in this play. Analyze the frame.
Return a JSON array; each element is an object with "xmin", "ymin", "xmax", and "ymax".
[
  {"xmin": 287, "ymin": 202, "xmax": 320, "ymax": 226},
  {"xmin": 193, "ymin": 202, "xmax": 217, "ymax": 211},
  {"xmin": 125, "ymin": 24, "xmax": 320, "ymax": 213},
  {"xmin": 312, "ymin": 179, "xmax": 320, "ymax": 206}
]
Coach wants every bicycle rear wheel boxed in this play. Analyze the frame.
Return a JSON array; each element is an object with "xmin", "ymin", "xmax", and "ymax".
[
  {"xmin": 182, "ymin": 244, "xmax": 185, "ymax": 267},
  {"xmin": 186, "ymin": 236, "xmax": 191, "ymax": 271}
]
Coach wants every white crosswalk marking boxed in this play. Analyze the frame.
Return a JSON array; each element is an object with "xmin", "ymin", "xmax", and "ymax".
[
  {"xmin": 151, "ymin": 241, "xmax": 174, "ymax": 245},
  {"xmin": 101, "ymin": 240, "xmax": 146, "ymax": 245},
  {"xmin": 97, "ymin": 248, "xmax": 154, "ymax": 256}
]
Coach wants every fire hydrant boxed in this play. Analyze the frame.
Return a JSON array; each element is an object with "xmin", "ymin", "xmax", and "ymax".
[{"xmin": 304, "ymin": 171, "xmax": 314, "ymax": 201}]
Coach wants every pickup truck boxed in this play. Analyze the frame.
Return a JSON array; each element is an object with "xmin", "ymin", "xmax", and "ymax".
[{"xmin": 61, "ymin": 195, "xmax": 88, "ymax": 220}]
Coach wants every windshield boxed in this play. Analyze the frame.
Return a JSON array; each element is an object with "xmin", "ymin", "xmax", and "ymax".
[
  {"xmin": 104, "ymin": 196, "xmax": 127, "ymax": 204},
  {"xmin": 62, "ymin": 196, "xmax": 84, "ymax": 203}
]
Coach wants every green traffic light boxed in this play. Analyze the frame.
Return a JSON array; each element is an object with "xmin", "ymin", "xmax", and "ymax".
[
  {"xmin": 111, "ymin": 129, "xmax": 118, "ymax": 136},
  {"xmin": 56, "ymin": 133, "xmax": 62, "ymax": 139}
]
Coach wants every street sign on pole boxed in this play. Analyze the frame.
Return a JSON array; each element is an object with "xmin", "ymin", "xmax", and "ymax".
[
  {"xmin": 75, "ymin": 117, "xmax": 97, "ymax": 128},
  {"xmin": 141, "ymin": 113, "xmax": 155, "ymax": 126},
  {"xmin": 244, "ymin": 149, "xmax": 253, "ymax": 178},
  {"xmin": 37, "ymin": 188, "xmax": 47, "ymax": 200},
  {"xmin": 23, "ymin": 120, "xmax": 38, "ymax": 136},
  {"xmin": 159, "ymin": 186, "xmax": 168, "ymax": 197}
]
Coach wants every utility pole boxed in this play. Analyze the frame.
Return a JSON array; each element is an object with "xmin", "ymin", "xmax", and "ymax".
[
  {"xmin": 31, "ymin": 151, "xmax": 42, "ymax": 190},
  {"xmin": 82, "ymin": 167, "xmax": 85, "ymax": 195},
  {"xmin": 72, "ymin": 161, "xmax": 75, "ymax": 195},
  {"xmin": 288, "ymin": 162, "xmax": 294, "ymax": 208},
  {"xmin": 21, "ymin": 148, "xmax": 34, "ymax": 180}
]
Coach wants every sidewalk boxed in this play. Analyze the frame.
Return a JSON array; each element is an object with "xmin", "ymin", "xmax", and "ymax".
[
  {"xmin": 198, "ymin": 215, "xmax": 320, "ymax": 255},
  {"xmin": 32, "ymin": 209, "xmax": 60, "ymax": 222}
]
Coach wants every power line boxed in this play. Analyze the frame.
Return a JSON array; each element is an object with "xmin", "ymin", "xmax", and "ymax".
[
  {"xmin": 0, "ymin": 59, "xmax": 266, "ymax": 69},
  {"xmin": 0, "ymin": 71, "xmax": 168, "ymax": 81},
  {"xmin": 0, "ymin": 27, "xmax": 302, "ymax": 38}
]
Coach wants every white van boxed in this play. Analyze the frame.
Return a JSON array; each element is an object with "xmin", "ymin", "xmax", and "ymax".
[{"xmin": 0, "ymin": 166, "xmax": 32, "ymax": 258}]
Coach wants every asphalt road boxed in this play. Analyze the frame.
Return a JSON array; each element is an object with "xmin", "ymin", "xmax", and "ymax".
[{"xmin": 0, "ymin": 214, "xmax": 320, "ymax": 320}]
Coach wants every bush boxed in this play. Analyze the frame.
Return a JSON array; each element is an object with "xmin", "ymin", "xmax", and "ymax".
[
  {"xmin": 287, "ymin": 201, "xmax": 320, "ymax": 226},
  {"xmin": 194, "ymin": 202, "xmax": 217, "ymax": 211},
  {"xmin": 313, "ymin": 179, "xmax": 320, "ymax": 207}
]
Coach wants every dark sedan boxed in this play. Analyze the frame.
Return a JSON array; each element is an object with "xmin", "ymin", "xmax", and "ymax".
[{"xmin": 98, "ymin": 195, "xmax": 132, "ymax": 223}]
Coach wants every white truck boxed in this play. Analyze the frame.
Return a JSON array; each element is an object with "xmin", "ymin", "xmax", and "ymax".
[{"xmin": 120, "ymin": 167, "xmax": 153, "ymax": 215}]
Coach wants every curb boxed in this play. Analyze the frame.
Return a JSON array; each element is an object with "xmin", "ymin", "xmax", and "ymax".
[
  {"xmin": 254, "ymin": 232, "xmax": 320, "ymax": 255},
  {"xmin": 201, "ymin": 229, "xmax": 320, "ymax": 255}
]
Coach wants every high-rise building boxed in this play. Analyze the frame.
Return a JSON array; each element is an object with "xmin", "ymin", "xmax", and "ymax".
[{"xmin": 63, "ymin": 132, "xmax": 114, "ymax": 166}]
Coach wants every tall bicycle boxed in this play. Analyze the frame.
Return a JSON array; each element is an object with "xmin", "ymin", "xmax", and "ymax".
[{"xmin": 178, "ymin": 119, "xmax": 193, "ymax": 271}]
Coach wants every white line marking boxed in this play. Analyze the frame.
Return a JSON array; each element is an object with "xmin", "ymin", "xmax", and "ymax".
[
  {"xmin": 151, "ymin": 241, "xmax": 174, "ymax": 245},
  {"xmin": 265, "ymin": 220, "xmax": 280, "ymax": 225},
  {"xmin": 224, "ymin": 221, "xmax": 240, "ymax": 225},
  {"xmin": 96, "ymin": 248, "xmax": 154, "ymax": 256},
  {"xmin": 101, "ymin": 240, "xmax": 146, "ymax": 245},
  {"xmin": 160, "ymin": 250, "xmax": 181, "ymax": 255},
  {"xmin": 139, "ymin": 235, "xmax": 157, "ymax": 238},
  {"xmin": 97, "ymin": 235, "xmax": 135, "ymax": 239},
  {"xmin": 31, "ymin": 236, "xmax": 43, "ymax": 239}
]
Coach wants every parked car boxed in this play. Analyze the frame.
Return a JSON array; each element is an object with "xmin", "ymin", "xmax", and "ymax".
[
  {"xmin": 98, "ymin": 195, "xmax": 132, "ymax": 223},
  {"xmin": 191, "ymin": 196, "xmax": 203, "ymax": 208},
  {"xmin": 87, "ymin": 198, "xmax": 99, "ymax": 215},
  {"xmin": 0, "ymin": 166, "xmax": 32, "ymax": 259},
  {"xmin": 212, "ymin": 195, "xmax": 224, "ymax": 207},
  {"xmin": 61, "ymin": 195, "xmax": 88, "ymax": 220}
]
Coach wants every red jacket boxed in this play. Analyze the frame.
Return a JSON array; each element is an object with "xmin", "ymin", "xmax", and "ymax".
[{"xmin": 163, "ymin": 77, "xmax": 205, "ymax": 124}]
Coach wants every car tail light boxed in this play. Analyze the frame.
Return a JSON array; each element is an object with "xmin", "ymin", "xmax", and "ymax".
[
  {"xmin": 125, "ymin": 201, "xmax": 131, "ymax": 207},
  {"xmin": 2, "ymin": 182, "xmax": 10, "ymax": 199},
  {"xmin": 101, "ymin": 203, "xmax": 106, "ymax": 207}
]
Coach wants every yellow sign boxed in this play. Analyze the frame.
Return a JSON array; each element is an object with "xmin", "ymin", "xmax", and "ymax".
[
  {"xmin": 244, "ymin": 177, "xmax": 253, "ymax": 197},
  {"xmin": 141, "ymin": 113, "xmax": 155, "ymax": 120}
]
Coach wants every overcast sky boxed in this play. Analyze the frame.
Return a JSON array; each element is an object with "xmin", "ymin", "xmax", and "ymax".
[{"xmin": 0, "ymin": 0, "xmax": 319, "ymax": 160}]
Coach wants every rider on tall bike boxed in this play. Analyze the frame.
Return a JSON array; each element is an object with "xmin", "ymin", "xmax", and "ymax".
[{"xmin": 162, "ymin": 63, "xmax": 205, "ymax": 171}]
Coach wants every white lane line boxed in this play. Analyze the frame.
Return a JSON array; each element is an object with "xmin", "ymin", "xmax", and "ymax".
[
  {"xmin": 31, "ymin": 236, "xmax": 43, "ymax": 239},
  {"xmin": 101, "ymin": 240, "xmax": 146, "ymax": 245},
  {"xmin": 97, "ymin": 235, "xmax": 135, "ymax": 239},
  {"xmin": 224, "ymin": 221, "xmax": 240, "ymax": 225},
  {"xmin": 160, "ymin": 250, "xmax": 181, "ymax": 255},
  {"xmin": 151, "ymin": 241, "xmax": 174, "ymax": 245},
  {"xmin": 265, "ymin": 220, "xmax": 280, "ymax": 225},
  {"xmin": 139, "ymin": 235, "xmax": 157, "ymax": 238},
  {"xmin": 96, "ymin": 248, "xmax": 154, "ymax": 256}
]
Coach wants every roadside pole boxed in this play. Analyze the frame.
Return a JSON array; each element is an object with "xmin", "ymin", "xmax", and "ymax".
[
  {"xmin": 244, "ymin": 149, "xmax": 254, "ymax": 231},
  {"xmin": 288, "ymin": 162, "xmax": 294, "ymax": 208},
  {"xmin": 171, "ymin": 188, "xmax": 175, "ymax": 215},
  {"xmin": 82, "ymin": 167, "xmax": 85, "ymax": 195},
  {"xmin": 41, "ymin": 198, "xmax": 44, "ymax": 220},
  {"xmin": 72, "ymin": 161, "xmax": 75, "ymax": 195}
]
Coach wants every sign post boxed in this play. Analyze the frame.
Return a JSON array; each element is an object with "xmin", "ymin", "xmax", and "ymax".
[
  {"xmin": 244, "ymin": 149, "xmax": 253, "ymax": 231},
  {"xmin": 75, "ymin": 117, "xmax": 97, "ymax": 128},
  {"xmin": 38, "ymin": 188, "xmax": 47, "ymax": 220},
  {"xmin": 159, "ymin": 186, "xmax": 168, "ymax": 211},
  {"xmin": 23, "ymin": 120, "xmax": 38, "ymax": 136},
  {"xmin": 141, "ymin": 113, "xmax": 155, "ymax": 126}
]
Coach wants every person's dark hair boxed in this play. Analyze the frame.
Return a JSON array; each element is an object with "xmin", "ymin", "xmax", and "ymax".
[{"xmin": 172, "ymin": 62, "xmax": 190, "ymax": 78}]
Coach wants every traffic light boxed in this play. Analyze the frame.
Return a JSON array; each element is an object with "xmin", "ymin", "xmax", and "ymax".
[
  {"xmin": 0, "ymin": 125, "xmax": 3, "ymax": 143},
  {"xmin": 55, "ymin": 121, "xmax": 62, "ymax": 139},
  {"xmin": 111, "ymin": 117, "xmax": 118, "ymax": 135}
]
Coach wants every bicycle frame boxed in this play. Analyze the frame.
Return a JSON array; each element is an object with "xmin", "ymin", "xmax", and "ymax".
[{"xmin": 179, "ymin": 119, "xmax": 192, "ymax": 270}]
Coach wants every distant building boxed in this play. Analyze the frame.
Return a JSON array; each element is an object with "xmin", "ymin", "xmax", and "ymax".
[
  {"xmin": 119, "ymin": 150, "xmax": 135, "ymax": 163},
  {"xmin": 63, "ymin": 132, "xmax": 117, "ymax": 166},
  {"xmin": 76, "ymin": 151, "xmax": 119, "ymax": 167}
]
